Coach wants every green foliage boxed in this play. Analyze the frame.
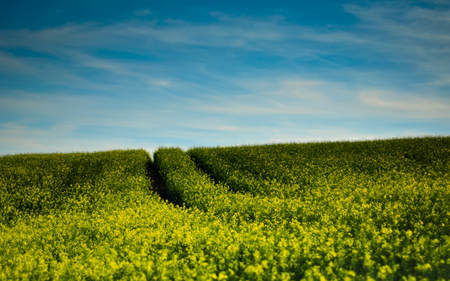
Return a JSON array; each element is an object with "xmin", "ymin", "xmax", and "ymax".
[
  {"xmin": 2, "ymin": 137, "xmax": 450, "ymax": 280},
  {"xmin": 186, "ymin": 137, "xmax": 450, "ymax": 235},
  {"xmin": 0, "ymin": 149, "xmax": 151, "ymax": 225},
  {"xmin": 188, "ymin": 136, "xmax": 450, "ymax": 199},
  {"xmin": 154, "ymin": 136, "xmax": 450, "ymax": 279}
]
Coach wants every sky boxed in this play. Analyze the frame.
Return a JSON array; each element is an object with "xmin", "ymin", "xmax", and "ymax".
[{"xmin": 0, "ymin": 0, "xmax": 449, "ymax": 156}]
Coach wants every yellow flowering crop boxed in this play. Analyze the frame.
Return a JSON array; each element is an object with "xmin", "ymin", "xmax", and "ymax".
[{"xmin": 1, "ymin": 136, "xmax": 450, "ymax": 280}]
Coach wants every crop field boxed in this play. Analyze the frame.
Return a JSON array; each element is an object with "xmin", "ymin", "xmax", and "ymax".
[{"xmin": 1, "ymin": 136, "xmax": 450, "ymax": 280}]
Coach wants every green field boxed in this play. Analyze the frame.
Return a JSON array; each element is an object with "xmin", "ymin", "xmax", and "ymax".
[{"xmin": 1, "ymin": 136, "xmax": 449, "ymax": 280}]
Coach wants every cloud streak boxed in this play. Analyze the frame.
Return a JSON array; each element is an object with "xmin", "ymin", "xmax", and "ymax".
[
  {"xmin": 0, "ymin": 1, "xmax": 449, "ymax": 155},
  {"xmin": 360, "ymin": 90, "xmax": 450, "ymax": 118},
  {"xmin": 1, "ymin": 3, "xmax": 449, "ymax": 86}
]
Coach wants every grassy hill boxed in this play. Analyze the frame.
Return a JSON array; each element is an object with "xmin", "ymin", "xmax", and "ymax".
[{"xmin": 1, "ymin": 136, "xmax": 449, "ymax": 280}]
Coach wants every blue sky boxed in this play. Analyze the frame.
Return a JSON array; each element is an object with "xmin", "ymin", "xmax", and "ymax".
[{"xmin": 1, "ymin": 0, "xmax": 449, "ymax": 156}]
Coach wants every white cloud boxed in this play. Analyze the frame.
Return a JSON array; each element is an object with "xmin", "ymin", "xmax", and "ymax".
[
  {"xmin": 0, "ymin": 2, "xmax": 449, "ymax": 155},
  {"xmin": 0, "ymin": 122, "xmax": 78, "ymax": 153},
  {"xmin": 268, "ymin": 78, "xmax": 328, "ymax": 100},
  {"xmin": 0, "ymin": 50, "xmax": 35, "ymax": 73},
  {"xmin": 0, "ymin": 5, "xmax": 447, "ymax": 60},
  {"xmin": 344, "ymin": 2, "xmax": 450, "ymax": 84},
  {"xmin": 152, "ymin": 79, "xmax": 171, "ymax": 87},
  {"xmin": 191, "ymin": 76, "xmax": 355, "ymax": 117},
  {"xmin": 263, "ymin": 130, "xmax": 389, "ymax": 145},
  {"xmin": 360, "ymin": 90, "xmax": 450, "ymax": 118},
  {"xmin": 0, "ymin": 4, "xmax": 448, "ymax": 87},
  {"xmin": 0, "ymin": 121, "xmax": 159, "ymax": 156},
  {"xmin": 188, "ymin": 98, "xmax": 328, "ymax": 116},
  {"xmin": 0, "ymin": 14, "xmax": 356, "ymax": 57},
  {"xmin": 134, "ymin": 9, "xmax": 153, "ymax": 17}
]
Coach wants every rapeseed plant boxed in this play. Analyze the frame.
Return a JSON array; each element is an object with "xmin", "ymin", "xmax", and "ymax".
[{"xmin": 2, "ymin": 137, "xmax": 450, "ymax": 279}]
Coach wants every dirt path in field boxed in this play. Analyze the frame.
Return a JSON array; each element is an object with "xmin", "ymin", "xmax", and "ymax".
[{"xmin": 147, "ymin": 162, "xmax": 168, "ymax": 200}]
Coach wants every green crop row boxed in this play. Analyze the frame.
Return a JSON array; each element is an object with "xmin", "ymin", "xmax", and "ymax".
[
  {"xmin": 187, "ymin": 136, "xmax": 450, "ymax": 199},
  {"xmin": 185, "ymin": 136, "xmax": 450, "ymax": 236},
  {"xmin": 0, "ymin": 149, "xmax": 391, "ymax": 280},
  {"xmin": 186, "ymin": 137, "xmax": 450, "ymax": 238},
  {"xmin": 2, "ymin": 138, "xmax": 450, "ymax": 280},
  {"xmin": 0, "ymin": 149, "xmax": 151, "ymax": 225},
  {"xmin": 154, "ymin": 139, "xmax": 450, "ymax": 279},
  {"xmin": 154, "ymin": 147, "xmax": 303, "ymax": 226},
  {"xmin": 1, "ymin": 149, "xmax": 309, "ymax": 280},
  {"xmin": 159, "ymin": 139, "xmax": 450, "ymax": 236}
]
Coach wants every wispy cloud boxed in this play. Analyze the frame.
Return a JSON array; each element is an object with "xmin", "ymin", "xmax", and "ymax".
[
  {"xmin": 360, "ymin": 90, "xmax": 450, "ymax": 118},
  {"xmin": 1, "ymin": 3, "xmax": 448, "ymax": 84},
  {"xmin": 134, "ymin": 9, "xmax": 153, "ymax": 17},
  {"xmin": 0, "ymin": 122, "xmax": 158, "ymax": 155},
  {"xmin": 0, "ymin": 50, "xmax": 35, "ymax": 73},
  {"xmin": 344, "ymin": 2, "xmax": 450, "ymax": 86},
  {"xmin": 0, "ymin": 1, "xmax": 449, "ymax": 155}
]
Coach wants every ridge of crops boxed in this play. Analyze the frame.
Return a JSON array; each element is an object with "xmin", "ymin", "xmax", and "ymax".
[
  {"xmin": 0, "ymin": 149, "xmax": 151, "ymax": 226},
  {"xmin": 1, "ymin": 149, "xmax": 336, "ymax": 280},
  {"xmin": 154, "ymin": 136, "xmax": 450, "ymax": 279},
  {"xmin": 2, "ymin": 136, "xmax": 450, "ymax": 280},
  {"xmin": 154, "ymin": 147, "xmax": 304, "ymax": 226},
  {"xmin": 187, "ymin": 136, "xmax": 450, "ymax": 199}
]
